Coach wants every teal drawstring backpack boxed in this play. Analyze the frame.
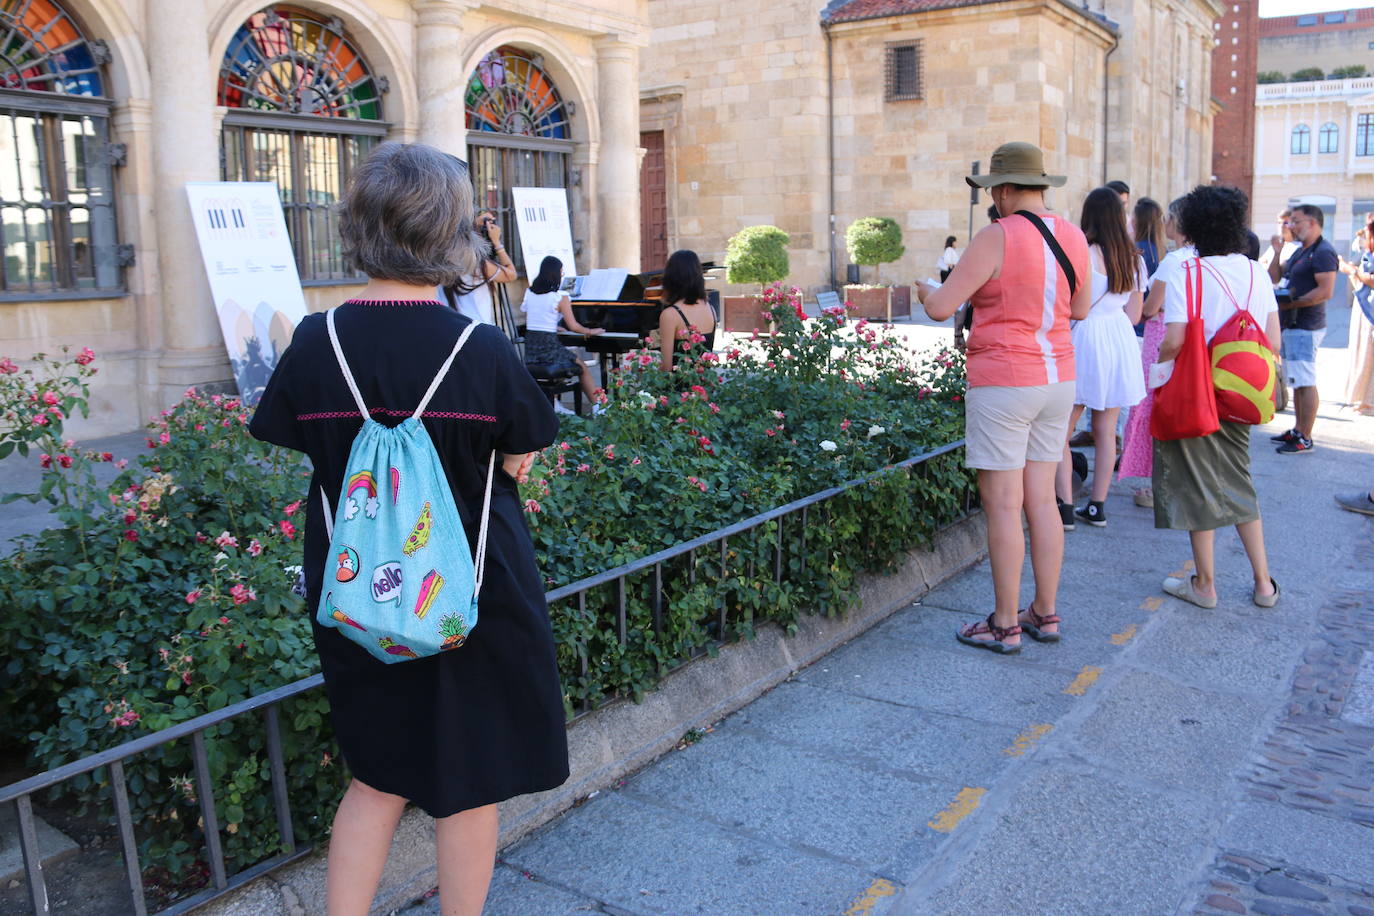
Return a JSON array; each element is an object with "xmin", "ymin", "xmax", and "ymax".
[{"xmin": 315, "ymin": 308, "xmax": 494, "ymax": 663}]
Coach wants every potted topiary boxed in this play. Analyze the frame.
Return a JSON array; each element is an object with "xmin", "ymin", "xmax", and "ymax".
[
  {"xmin": 722, "ymin": 225, "xmax": 790, "ymax": 332},
  {"xmin": 844, "ymin": 217, "xmax": 909, "ymax": 320}
]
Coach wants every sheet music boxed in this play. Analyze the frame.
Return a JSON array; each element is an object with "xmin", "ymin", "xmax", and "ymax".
[{"xmin": 574, "ymin": 268, "xmax": 629, "ymax": 301}]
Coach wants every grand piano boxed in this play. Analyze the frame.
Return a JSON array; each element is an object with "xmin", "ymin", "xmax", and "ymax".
[{"xmin": 559, "ymin": 263, "xmax": 719, "ymax": 384}]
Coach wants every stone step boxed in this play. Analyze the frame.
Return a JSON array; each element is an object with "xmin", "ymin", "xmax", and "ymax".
[{"xmin": 0, "ymin": 803, "xmax": 80, "ymax": 885}]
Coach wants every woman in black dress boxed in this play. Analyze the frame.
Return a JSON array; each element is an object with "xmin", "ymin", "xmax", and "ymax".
[
  {"xmin": 250, "ymin": 143, "xmax": 567, "ymax": 914},
  {"xmin": 655, "ymin": 249, "xmax": 717, "ymax": 370}
]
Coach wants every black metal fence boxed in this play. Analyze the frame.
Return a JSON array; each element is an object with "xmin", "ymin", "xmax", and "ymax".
[{"xmin": 0, "ymin": 441, "xmax": 972, "ymax": 914}]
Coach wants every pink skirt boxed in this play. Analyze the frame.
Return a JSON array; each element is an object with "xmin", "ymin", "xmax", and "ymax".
[{"xmin": 1118, "ymin": 314, "xmax": 1165, "ymax": 480}]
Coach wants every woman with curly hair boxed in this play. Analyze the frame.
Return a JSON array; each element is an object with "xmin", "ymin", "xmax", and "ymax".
[{"xmin": 1153, "ymin": 184, "xmax": 1280, "ymax": 609}]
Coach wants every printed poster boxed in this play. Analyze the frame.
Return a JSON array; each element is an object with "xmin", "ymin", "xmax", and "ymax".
[
  {"xmin": 511, "ymin": 187, "xmax": 577, "ymax": 278},
  {"xmin": 186, "ymin": 182, "xmax": 308, "ymax": 405}
]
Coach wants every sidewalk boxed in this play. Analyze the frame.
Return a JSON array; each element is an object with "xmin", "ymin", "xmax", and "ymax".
[{"xmin": 406, "ymin": 309, "xmax": 1374, "ymax": 915}]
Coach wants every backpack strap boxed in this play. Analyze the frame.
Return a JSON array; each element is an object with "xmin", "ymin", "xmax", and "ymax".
[
  {"xmin": 413, "ymin": 320, "xmax": 480, "ymax": 419},
  {"xmin": 1015, "ymin": 210, "xmax": 1078, "ymax": 297},
  {"xmin": 325, "ymin": 308, "xmax": 370, "ymax": 417},
  {"xmin": 473, "ymin": 452, "xmax": 495, "ymax": 596},
  {"xmin": 1199, "ymin": 257, "xmax": 1255, "ymax": 316}
]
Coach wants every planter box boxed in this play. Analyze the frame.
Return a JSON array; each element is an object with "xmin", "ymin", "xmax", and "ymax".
[
  {"xmin": 844, "ymin": 285, "xmax": 908, "ymax": 321},
  {"xmin": 721, "ymin": 295, "xmax": 773, "ymax": 334}
]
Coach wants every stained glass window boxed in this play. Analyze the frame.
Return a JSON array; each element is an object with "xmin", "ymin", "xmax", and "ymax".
[
  {"xmin": 219, "ymin": 6, "xmax": 387, "ymax": 283},
  {"xmin": 466, "ymin": 47, "xmax": 568, "ymax": 139},
  {"xmin": 218, "ymin": 6, "xmax": 381, "ymax": 120},
  {"xmin": 0, "ymin": 0, "xmax": 121, "ymax": 299},
  {"xmin": 0, "ymin": 0, "xmax": 105, "ymax": 96},
  {"xmin": 465, "ymin": 47, "xmax": 571, "ymax": 274}
]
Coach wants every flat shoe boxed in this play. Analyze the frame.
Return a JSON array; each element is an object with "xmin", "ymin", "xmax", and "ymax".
[
  {"xmin": 1133, "ymin": 489, "xmax": 1154, "ymax": 508},
  {"xmin": 1253, "ymin": 578, "xmax": 1280, "ymax": 608},
  {"xmin": 955, "ymin": 614, "xmax": 1022, "ymax": 654},
  {"xmin": 1163, "ymin": 575, "xmax": 1217, "ymax": 609}
]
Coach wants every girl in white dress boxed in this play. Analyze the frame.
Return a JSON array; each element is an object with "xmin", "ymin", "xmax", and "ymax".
[{"xmin": 1055, "ymin": 187, "xmax": 1147, "ymax": 529}]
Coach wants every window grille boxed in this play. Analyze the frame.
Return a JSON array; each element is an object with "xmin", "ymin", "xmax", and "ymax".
[
  {"xmin": 1291, "ymin": 124, "xmax": 1311, "ymax": 155},
  {"xmin": 0, "ymin": 2, "xmax": 122, "ymax": 300},
  {"xmin": 1359, "ymin": 114, "xmax": 1374, "ymax": 157},
  {"xmin": 218, "ymin": 6, "xmax": 388, "ymax": 283},
  {"xmin": 884, "ymin": 42, "xmax": 923, "ymax": 102},
  {"xmin": 464, "ymin": 47, "xmax": 573, "ymax": 275}
]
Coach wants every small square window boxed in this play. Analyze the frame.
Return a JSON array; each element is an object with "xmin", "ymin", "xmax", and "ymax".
[
  {"xmin": 1296, "ymin": 14, "xmax": 1318, "ymax": 26},
  {"xmin": 1325, "ymin": 12, "xmax": 1346, "ymax": 24},
  {"xmin": 884, "ymin": 41, "xmax": 923, "ymax": 102}
]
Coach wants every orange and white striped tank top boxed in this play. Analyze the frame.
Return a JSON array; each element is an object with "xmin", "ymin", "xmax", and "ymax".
[{"xmin": 966, "ymin": 213, "xmax": 1088, "ymax": 388}]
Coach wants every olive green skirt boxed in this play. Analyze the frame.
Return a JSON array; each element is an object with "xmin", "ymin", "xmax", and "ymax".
[{"xmin": 1152, "ymin": 421, "xmax": 1259, "ymax": 531}]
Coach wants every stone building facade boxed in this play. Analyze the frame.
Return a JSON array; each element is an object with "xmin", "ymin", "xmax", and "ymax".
[
  {"xmin": 641, "ymin": 0, "xmax": 1221, "ymax": 293},
  {"xmin": 2, "ymin": 0, "xmax": 647, "ymax": 436},
  {"xmin": 1251, "ymin": 11, "xmax": 1374, "ymax": 248},
  {"xmin": 1210, "ymin": 0, "xmax": 1258, "ymax": 200}
]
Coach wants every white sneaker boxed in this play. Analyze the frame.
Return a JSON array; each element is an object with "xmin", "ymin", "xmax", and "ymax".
[{"xmin": 552, "ymin": 401, "xmax": 574, "ymax": 415}]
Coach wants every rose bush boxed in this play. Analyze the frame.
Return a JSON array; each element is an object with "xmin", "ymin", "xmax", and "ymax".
[{"xmin": 0, "ymin": 289, "xmax": 971, "ymax": 894}]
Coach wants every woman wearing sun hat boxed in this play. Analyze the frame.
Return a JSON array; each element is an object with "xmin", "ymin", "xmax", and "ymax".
[{"xmin": 917, "ymin": 141, "xmax": 1091, "ymax": 654}]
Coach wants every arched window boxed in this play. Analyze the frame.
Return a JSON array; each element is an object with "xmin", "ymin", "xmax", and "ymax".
[
  {"xmin": 465, "ymin": 47, "xmax": 572, "ymax": 273},
  {"xmin": 1319, "ymin": 122, "xmax": 1339, "ymax": 154},
  {"xmin": 1291, "ymin": 124, "xmax": 1311, "ymax": 155},
  {"xmin": 218, "ymin": 6, "xmax": 388, "ymax": 282},
  {"xmin": 0, "ymin": 1, "xmax": 123, "ymax": 298}
]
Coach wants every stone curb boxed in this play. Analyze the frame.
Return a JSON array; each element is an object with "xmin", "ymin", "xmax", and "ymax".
[{"xmin": 198, "ymin": 511, "xmax": 988, "ymax": 915}]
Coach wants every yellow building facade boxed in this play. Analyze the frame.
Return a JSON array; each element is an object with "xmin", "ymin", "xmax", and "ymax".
[
  {"xmin": 2, "ymin": 0, "xmax": 647, "ymax": 437},
  {"xmin": 641, "ymin": 0, "xmax": 1221, "ymax": 291}
]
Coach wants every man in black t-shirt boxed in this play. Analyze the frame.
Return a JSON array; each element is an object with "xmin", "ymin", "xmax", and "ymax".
[{"xmin": 1265, "ymin": 203, "xmax": 1337, "ymax": 454}]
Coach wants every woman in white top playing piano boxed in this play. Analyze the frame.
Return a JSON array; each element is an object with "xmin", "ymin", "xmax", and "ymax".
[
  {"xmin": 520, "ymin": 256, "xmax": 604, "ymax": 407},
  {"xmin": 656, "ymin": 249, "xmax": 718, "ymax": 371}
]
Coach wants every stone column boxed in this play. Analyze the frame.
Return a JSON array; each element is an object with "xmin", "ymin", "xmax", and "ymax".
[
  {"xmin": 415, "ymin": 0, "xmax": 475, "ymax": 156},
  {"xmin": 147, "ymin": 0, "xmax": 226, "ymax": 403},
  {"xmin": 595, "ymin": 35, "xmax": 641, "ymax": 272}
]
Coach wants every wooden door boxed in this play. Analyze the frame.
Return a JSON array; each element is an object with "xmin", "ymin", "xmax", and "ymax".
[{"xmin": 639, "ymin": 130, "xmax": 667, "ymax": 271}]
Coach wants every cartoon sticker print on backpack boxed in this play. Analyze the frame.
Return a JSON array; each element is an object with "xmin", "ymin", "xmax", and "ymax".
[
  {"xmin": 335, "ymin": 546, "xmax": 360, "ymax": 582},
  {"xmin": 438, "ymin": 613, "xmax": 468, "ymax": 650},
  {"xmin": 390, "ymin": 466, "xmax": 400, "ymax": 505},
  {"xmin": 371, "ymin": 562, "xmax": 403, "ymax": 606},
  {"xmin": 403, "ymin": 501, "xmax": 434, "ymax": 556},
  {"xmin": 414, "ymin": 569, "xmax": 444, "ymax": 619},
  {"xmin": 345, "ymin": 470, "xmax": 380, "ymax": 521},
  {"xmin": 325, "ymin": 592, "xmax": 367, "ymax": 631},
  {"xmin": 378, "ymin": 637, "xmax": 418, "ymax": 659}
]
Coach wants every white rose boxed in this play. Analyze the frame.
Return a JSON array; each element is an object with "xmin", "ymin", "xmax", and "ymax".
[
  {"xmin": 868, "ymin": 425, "xmax": 885, "ymax": 438},
  {"xmin": 820, "ymin": 440, "xmax": 838, "ymax": 452}
]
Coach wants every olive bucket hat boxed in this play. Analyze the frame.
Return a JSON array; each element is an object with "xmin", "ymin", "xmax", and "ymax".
[{"xmin": 966, "ymin": 142, "xmax": 1067, "ymax": 189}]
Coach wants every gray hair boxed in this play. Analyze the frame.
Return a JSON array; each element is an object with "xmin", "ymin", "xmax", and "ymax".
[
  {"xmin": 1292, "ymin": 203, "xmax": 1324, "ymax": 228},
  {"xmin": 338, "ymin": 142, "xmax": 480, "ymax": 286}
]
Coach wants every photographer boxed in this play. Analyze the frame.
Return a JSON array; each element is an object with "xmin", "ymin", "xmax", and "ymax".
[{"xmin": 442, "ymin": 209, "xmax": 517, "ymax": 323}]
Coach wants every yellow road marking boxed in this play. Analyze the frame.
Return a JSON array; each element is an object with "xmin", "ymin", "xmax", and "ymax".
[
  {"xmin": 1168, "ymin": 559, "xmax": 1195, "ymax": 578},
  {"xmin": 844, "ymin": 878, "xmax": 899, "ymax": 915},
  {"xmin": 1003, "ymin": 723, "xmax": 1053, "ymax": 757},
  {"xmin": 1140, "ymin": 596, "xmax": 1162, "ymax": 612},
  {"xmin": 928, "ymin": 787, "xmax": 987, "ymax": 833},
  {"xmin": 1109, "ymin": 624, "xmax": 1138, "ymax": 645},
  {"xmin": 1063, "ymin": 665, "xmax": 1104, "ymax": 696}
]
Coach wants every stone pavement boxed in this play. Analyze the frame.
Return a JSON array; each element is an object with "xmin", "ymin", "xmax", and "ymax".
[{"xmin": 399, "ymin": 305, "xmax": 1374, "ymax": 915}]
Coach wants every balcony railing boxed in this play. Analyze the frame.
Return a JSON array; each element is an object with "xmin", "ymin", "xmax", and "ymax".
[{"xmin": 1258, "ymin": 77, "xmax": 1374, "ymax": 99}]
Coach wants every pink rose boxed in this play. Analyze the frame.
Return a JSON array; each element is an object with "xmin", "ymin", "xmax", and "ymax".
[
  {"xmin": 123, "ymin": 529, "xmax": 138, "ymax": 542},
  {"xmin": 74, "ymin": 347, "xmax": 95, "ymax": 365},
  {"xmin": 185, "ymin": 590, "xmax": 201, "ymax": 604},
  {"xmin": 278, "ymin": 520, "xmax": 296, "ymax": 540}
]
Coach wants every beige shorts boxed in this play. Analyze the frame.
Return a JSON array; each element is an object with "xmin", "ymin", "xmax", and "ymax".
[{"xmin": 965, "ymin": 381, "xmax": 1076, "ymax": 471}]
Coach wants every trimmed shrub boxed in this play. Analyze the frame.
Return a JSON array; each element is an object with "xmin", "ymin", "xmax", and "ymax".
[
  {"xmin": 724, "ymin": 225, "xmax": 790, "ymax": 287},
  {"xmin": 845, "ymin": 217, "xmax": 905, "ymax": 284}
]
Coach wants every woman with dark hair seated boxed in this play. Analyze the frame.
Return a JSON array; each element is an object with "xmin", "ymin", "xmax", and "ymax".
[
  {"xmin": 519, "ymin": 255, "xmax": 604, "ymax": 409},
  {"xmin": 1154, "ymin": 184, "xmax": 1280, "ymax": 610},
  {"xmin": 250, "ymin": 142, "xmax": 568, "ymax": 913},
  {"xmin": 656, "ymin": 249, "xmax": 717, "ymax": 370}
]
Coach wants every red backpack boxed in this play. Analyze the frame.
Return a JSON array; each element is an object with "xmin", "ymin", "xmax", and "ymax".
[{"xmin": 1198, "ymin": 259, "xmax": 1277, "ymax": 426}]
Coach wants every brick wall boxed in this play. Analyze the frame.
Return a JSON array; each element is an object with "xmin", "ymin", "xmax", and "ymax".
[{"xmin": 1211, "ymin": 0, "xmax": 1258, "ymax": 202}]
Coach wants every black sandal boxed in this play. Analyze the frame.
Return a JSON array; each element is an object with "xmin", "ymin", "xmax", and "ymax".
[
  {"xmin": 956, "ymin": 614, "xmax": 1022, "ymax": 654},
  {"xmin": 1019, "ymin": 606, "xmax": 1061, "ymax": 643}
]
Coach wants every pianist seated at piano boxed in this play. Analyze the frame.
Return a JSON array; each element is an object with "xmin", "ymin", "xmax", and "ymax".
[
  {"xmin": 654, "ymin": 249, "xmax": 718, "ymax": 371},
  {"xmin": 521, "ymin": 256, "xmax": 605, "ymax": 407}
]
